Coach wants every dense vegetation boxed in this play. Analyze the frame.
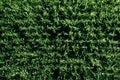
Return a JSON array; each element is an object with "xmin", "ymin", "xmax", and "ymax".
[{"xmin": 0, "ymin": 0, "xmax": 120, "ymax": 80}]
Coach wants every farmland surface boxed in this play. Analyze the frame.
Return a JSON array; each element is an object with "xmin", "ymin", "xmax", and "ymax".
[{"xmin": 0, "ymin": 0, "xmax": 120, "ymax": 80}]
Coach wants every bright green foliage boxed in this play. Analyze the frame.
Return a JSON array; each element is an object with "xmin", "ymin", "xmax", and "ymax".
[{"xmin": 0, "ymin": 0, "xmax": 120, "ymax": 80}]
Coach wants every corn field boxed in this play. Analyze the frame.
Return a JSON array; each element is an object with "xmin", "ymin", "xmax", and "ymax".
[{"xmin": 0, "ymin": 0, "xmax": 120, "ymax": 80}]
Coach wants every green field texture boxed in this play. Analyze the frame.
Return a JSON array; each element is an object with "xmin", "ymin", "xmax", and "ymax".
[{"xmin": 0, "ymin": 0, "xmax": 120, "ymax": 80}]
